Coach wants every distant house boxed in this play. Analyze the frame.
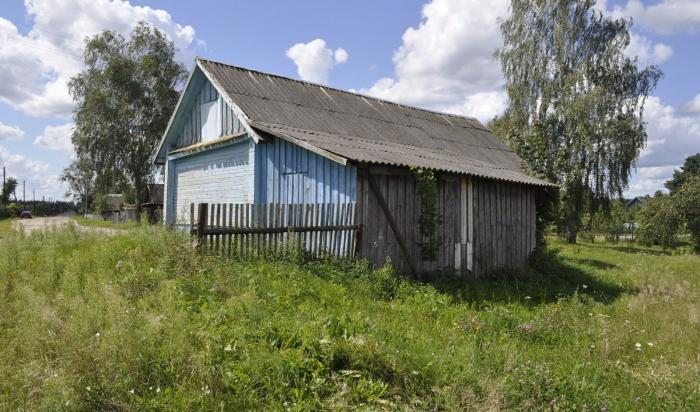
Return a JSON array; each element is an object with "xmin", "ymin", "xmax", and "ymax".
[
  {"xmin": 152, "ymin": 58, "xmax": 554, "ymax": 277},
  {"xmin": 626, "ymin": 196, "xmax": 650, "ymax": 210}
]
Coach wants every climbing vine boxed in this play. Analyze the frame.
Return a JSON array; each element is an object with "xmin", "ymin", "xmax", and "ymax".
[{"xmin": 411, "ymin": 167, "xmax": 442, "ymax": 261}]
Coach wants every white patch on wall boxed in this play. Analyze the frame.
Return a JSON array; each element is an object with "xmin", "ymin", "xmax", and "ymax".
[{"xmin": 200, "ymin": 100, "xmax": 220, "ymax": 142}]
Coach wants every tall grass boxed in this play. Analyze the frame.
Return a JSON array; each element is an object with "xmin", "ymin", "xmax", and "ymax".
[{"xmin": 0, "ymin": 226, "xmax": 698, "ymax": 410}]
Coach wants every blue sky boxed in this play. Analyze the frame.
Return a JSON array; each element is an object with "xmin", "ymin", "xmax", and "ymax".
[{"xmin": 1, "ymin": 0, "xmax": 699, "ymax": 201}]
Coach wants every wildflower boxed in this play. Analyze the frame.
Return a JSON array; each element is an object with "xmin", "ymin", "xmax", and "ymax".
[
  {"xmin": 525, "ymin": 296, "xmax": 531, "ymax": 300},
  {"xmin": 224, "ymin": 344, "xmax": 233, "ymax": 352},
  {"xmin": 582, "ymin": 284, "xmax": 588, "ymax": 289},
  {"xmin": 86, "ymin": 386, "xmax": 91, "ymax": 391},
  {"xmin": 635, "ymin": 342, "xmax": 642, "ymax": 351},
  {"xmin": 95, "ymin": 332, "xmax": 100, "ymax": 338},
  {"xmin": 129, "ymin": 389, "xmax": 134, "ymax": 394},
  {"xmin": 156, "ymin": 387, "xmax": 161, "ymax": 393},
  {"xmin": 647, "ymin": 342, "xmax": 654, "ymax": 347}
]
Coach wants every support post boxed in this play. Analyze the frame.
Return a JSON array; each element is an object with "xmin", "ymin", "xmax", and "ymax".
[
  {"xmin": 367, "ymin": 174, "xmax": 419, "ymax": 279},
  {"xmin": 196, "ymin": 203, "xmax": 208, "ymax": 251}
]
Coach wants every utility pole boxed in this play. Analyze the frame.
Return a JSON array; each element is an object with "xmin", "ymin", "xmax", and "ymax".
[{"xmin": 23, "ymin": 180, "xmax": 25, "ymax": 204}]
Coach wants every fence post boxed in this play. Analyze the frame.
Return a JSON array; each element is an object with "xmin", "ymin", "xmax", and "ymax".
[{"xmin": 196, "ymin": 203, "xmax": 208, "ymax": 251}]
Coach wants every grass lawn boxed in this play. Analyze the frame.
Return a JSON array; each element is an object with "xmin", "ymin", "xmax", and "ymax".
[
  {"xmin": 0, "ymin": 227, "xmax": 698, "ymax": 410},
  {"xmin": 0, "ymin": 218, "xmax": 16, "ymax": 240},
  {"xmin": 71, "ymin": 215, "xmax": 140, "ymax": 230}
]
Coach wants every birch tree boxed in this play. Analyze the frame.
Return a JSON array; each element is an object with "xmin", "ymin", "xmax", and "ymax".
[{"xmin": 497, "ymin": 0, "xmax": 662, "ymax": 243}]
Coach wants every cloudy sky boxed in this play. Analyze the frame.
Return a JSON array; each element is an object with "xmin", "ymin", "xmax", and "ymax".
[{"xmin": 1, "ymin": 0, "xmax": 699, "ymax": 200}]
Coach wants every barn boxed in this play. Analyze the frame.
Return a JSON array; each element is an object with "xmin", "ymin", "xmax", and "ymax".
[{"xmin": 152, "ymin": 58, "xmax": 554, "ymax": 277}]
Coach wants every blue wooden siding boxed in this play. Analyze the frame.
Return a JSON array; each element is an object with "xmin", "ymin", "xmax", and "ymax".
[
  {"xmin": 168, "ymin": 139, "xmax": 255, "ymax": 226},
  {"xmin": 173, "ymin": 72, "xmax": 245, "ymax": 148},
  {"xmin": 254, "ymin": 138, "xmax": 357, "ymax": 204}
]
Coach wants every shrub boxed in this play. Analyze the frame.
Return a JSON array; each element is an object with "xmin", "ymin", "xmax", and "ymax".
[
  {"xmin": 675, "ymin": 176, "xmax": 700, "ymax": 252},
  {"xmin": 636, "ymin": 194, "xmax": 682, "ymax": 248}
]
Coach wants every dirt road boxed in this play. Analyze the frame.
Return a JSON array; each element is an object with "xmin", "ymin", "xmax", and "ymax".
[{"xmin": 12, "ymin": 215, "xmax": 124, "ymax": 235}]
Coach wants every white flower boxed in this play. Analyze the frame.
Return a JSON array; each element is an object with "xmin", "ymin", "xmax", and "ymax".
[
  {"xmin": 525, "ymin": 296, "xmax": 531, "ymax": 300},
  {"xmin": 86, "ymin": 386, "xmax": 91, "ymax": 391},
  {"xmin": 224, "ymin": 344, "xmax": 232, "ymax": 352},
  {"xmin": 95, "ymin": 332, "xmax": 100, "ymax": 338},
  {"xmin": 582, "ymin": 284, "xmax": 588, "ymax": 289},
  {"xmin": 647, "ymin": 342, "xmax": 654, "ymax": 347},
  {"xmin": 156, "ymin": 387, "xmax": 161, "ymax": 393},
  {"xmin": 129, "ymin": 389, "xmax": 134, "ymax": 394},
  {"xmin": 635, "ymin": 342, "xmax": 642, "ymax": 351}
]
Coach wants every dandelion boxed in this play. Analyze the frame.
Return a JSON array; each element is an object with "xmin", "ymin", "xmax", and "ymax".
[{"xmin": 635, "ymin": 342, "xmax": 642, "ymax": 351}]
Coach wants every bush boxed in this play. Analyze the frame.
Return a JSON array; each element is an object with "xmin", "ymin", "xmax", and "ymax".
[
  {"xmin": 675, "ymin": 176, "xmax": 700, "ymax": 252},
  {"xmin": 636, "ymin": 194, "xmax": 682, "ymax": 248}
]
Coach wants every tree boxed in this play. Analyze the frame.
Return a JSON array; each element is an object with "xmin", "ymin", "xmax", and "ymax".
[
  {"xmin": 60, "ymin": 160, "xmax": 95, "ymax": 214},
  {"xmin": 674, "ymin": 175, "xmax": 700, "ymax": 252},
  {"xmin": 636, "ymin": 193, "xmax": 681, "ymax": 249},
  {"xmin": 2, "ymin": 177, "xmax": 18, "ymax": 203},
  {"xmin": 665, "ymin": 153, "xmax": 700, "ymax": 194},
  {"xmin": 68, "ymin": 22, "xmax": 186, "ymax": 206},
  {"xmin": 497, "ymin": 0, "xmax": 662, "ymax": 243}
]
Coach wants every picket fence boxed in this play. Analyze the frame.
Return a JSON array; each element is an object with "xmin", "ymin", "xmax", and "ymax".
[{"xmin": 190, "ymin": 202, "xmax": 360, "ymax": 258}]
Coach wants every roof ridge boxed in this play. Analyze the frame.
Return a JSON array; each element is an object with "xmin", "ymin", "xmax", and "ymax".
[{"xmin": 195, "ymin": 56, "xmax": 484, "ymax": 124}]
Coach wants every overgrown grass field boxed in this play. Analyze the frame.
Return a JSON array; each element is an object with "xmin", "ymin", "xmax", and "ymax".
[{"xmin": 0, "ymin": 226, "xmax": 698, "ymax": 410}]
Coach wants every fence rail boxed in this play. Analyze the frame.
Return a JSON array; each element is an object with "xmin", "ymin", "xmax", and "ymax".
[{"xmin": 190, "ymin": 202, "xmax": 360, "ymax": 258}]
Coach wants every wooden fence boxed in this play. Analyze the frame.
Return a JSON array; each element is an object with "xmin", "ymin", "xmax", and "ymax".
[{"xmin": 190, "ymin": 202, "xmax": 360, "ymax": 258}]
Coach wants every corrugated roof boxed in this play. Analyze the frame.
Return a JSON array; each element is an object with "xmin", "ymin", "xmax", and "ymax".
[{"xmin": 197, "ymin": 58, "xmax": 554, "ymax": 187}]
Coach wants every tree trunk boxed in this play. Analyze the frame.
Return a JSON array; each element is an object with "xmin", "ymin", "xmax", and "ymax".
[{"xmin": 566, "ymin": 214, "xmax": 577, "ymax": 244}]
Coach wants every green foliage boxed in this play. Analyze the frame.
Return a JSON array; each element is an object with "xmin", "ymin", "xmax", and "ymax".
[
  {"xmin": 636, "ymin": 194, "xmax": 682, "ymax": 248},
  {"xmin": 68, "ymin": 22, "xmax": 187, "ymax": 204},
  {"xmin": 1, "ymin": 177, "xmax": 18, "ymax": 204},
  {"xmin": 665, "ymin": 153, "xmax": 700, "ymax": 194},
  {"xmin": 675, "ymin": 176, "xmax": 700, "ymax": 252},
  {"xmin": 498, "ymin": 0, "xmax": 662, "ymax": 242},
  {"xmin": 6, "ymin": 202, "xmax": 19, "ymax": 216},
  {"xmin": 410, "ymin": 167, "xmax": 442, "ymax": 261},
  {"xmin": 591, "ymin": 200, "xmax": 627, "ymax": 243},
  {"xmin": 1, "ymin": 228, "xmax": 699, "ymax": 409}
]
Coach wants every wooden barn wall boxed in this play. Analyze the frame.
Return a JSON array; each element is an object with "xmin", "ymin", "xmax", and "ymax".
[
  {"xmin": 356, "ymin": 168, "xmax": 461, "ymax": 275},
  {"xmin": 166, "ymin": 140, "xmax": 255, "ymax": 226},
  {"xmin": 173, "ymin": 74, "xmax": 245, "ymax": 149},
  {"xmin": 356, "ymin": 170, "xmax": 537, "ymax": 277},
  {"xmin": 254, "ymin": 138, "xmax": 357, "ymax": 205},
  {"xmin": 470, "ymin": 177, "xmax": 537, "ymax": 276}
]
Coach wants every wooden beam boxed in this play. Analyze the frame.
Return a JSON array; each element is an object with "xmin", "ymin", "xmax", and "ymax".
[{"xmin": 367, "ymin": 174, "xmax": 419, "ymax": 279}]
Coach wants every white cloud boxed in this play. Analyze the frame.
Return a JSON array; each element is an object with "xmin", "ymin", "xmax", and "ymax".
[
  {"xmin": 625, "ymin": 95, "xmax": 700, "ymax": 197},
  {"xmin": 626, "ymin": 33, "xmax": 673, "ymax": 65},
  {"xmin": 33, "ymin": 123, "xmax": 75, "ymax": 156},
  {"xmin": 286, "ymin": 38, "xmax": 349, "ymax": 84},
  {"xmin": 0, "ymin": 0, "xmax": 198, "ymax": 118},
  {"xmin": 361, "ymin": 0, "xmax": 509, "ymax": 123},
  {"xmin": 334, "ymin": 48, "xmax": 348, "ymax": 64},
  {"xmin": 0, "ymin": 121, "xmax": 25, "ymax": 140},
  {"xmin": 605, "ymin": 0, "xmax": 700, "ymax": 35}
]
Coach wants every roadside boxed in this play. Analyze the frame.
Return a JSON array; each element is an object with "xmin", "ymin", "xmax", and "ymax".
[{"xmin": 11, "ymin": 214, "xmax": 127, "ymax": 235}]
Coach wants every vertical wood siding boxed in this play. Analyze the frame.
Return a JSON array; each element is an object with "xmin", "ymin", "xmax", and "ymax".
[
  {"xmin": 356, "ymin": 169, "xmax": 462, "ymax": 275},
  {"xmin": 254, "ymin": 138, "xmax": 357, "ymax": 205},
  {"xmin": 170, "ymin": 140, "xmax": 255, "ymax": 226},
  {"xmin": 470, "ymin": 177, "xmax": 536, "ymax": 276},
  {"xmin": 356, "ymin": 169, "xmax": 536, "ymax": 277},
  {"xmin": 173, "ymin": 77, "xmax": 245, "ymax": 148}
]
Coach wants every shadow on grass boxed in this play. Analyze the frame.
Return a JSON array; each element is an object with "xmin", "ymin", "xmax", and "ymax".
[
  {"xmin": 424, "ymin": 249, "xmax": 630, "ymax": 307},
  {"xmin": 567, "ymin": 257, "xmax": 617, "ymax": 270},
  {"xmin": 582, "ymin": 243, "xmax": 675, "ymax": 256}
]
